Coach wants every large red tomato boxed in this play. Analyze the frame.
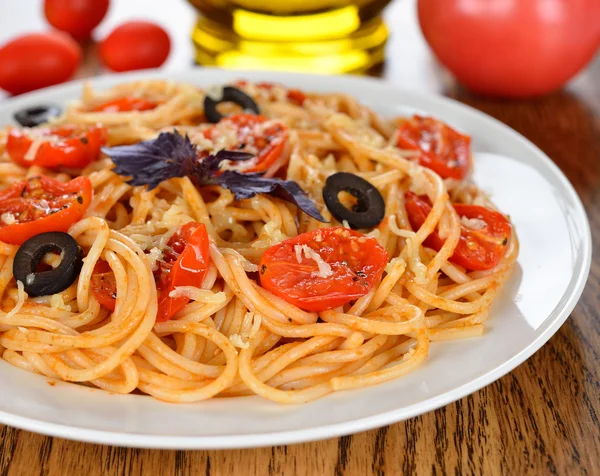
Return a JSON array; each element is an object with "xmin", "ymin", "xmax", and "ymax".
[
  {"xmin": 44, "ymin": 0, "xmax": 110, "ymax": 40},
  {"xmin": 99, "ymin": 21, "xmax": 171, "ymax": 72},
  {"xmin": 418, "ymin": 0, "xmax": 600, "ymax": 98},
  {"xmin": 0, "ymin": 32, "xmax": 81, "ymax": 95}
]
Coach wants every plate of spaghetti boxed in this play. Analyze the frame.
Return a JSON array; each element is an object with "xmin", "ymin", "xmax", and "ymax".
[{"xmin": 0, "ymin": 69, "xmax": 590, "ymax": 449}]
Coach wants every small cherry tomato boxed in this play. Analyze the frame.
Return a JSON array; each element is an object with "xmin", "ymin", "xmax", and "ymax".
[
  {"xmin": 99, "ymin": 21, "xmax": 171, "ymax": 72},
  {"xmin": 90, "ymin": 223, "xmax": 211, "ymax": 319},
  {"xmin": 44, "ymin": 0, "xmax": 110, "ymax": 40},
  {"xmin": 259, "ymin": 227, "xmax": 388, "ymax": 312},
  {"xmin": 6, "ymin": 125, "xmax": 107, "ymax": 169},
  {"xmin": 396, "ymin": 115, "xmax": 471, "ymax": 180},
  {"xmin": 418, "ymin": 0, "xmax": 600, "ymax": 98},
  {"xmin": 90, "ymin": 261, "xmax": 117, "ymax": 311},
  {"xmin": 155, "ymin": 222, "xmax": 211, "ymax": 322},
  {"xmin": 202, "ymin": 114, "xmax": 288, "ymax": 173},
  {"xmin": 0, "ymin": 32, "xmax": 81, "ymax": 95},
  {"xmin": 0, "ymin": 176, "xmax": 93, "ymax": 245},
  {"xmin": 92, "ymin": 97, "xmax": 158, "ymax": 112},
  {"xmin": 404, "ymin": 192, "xmax": 512, "ymax": 271}
]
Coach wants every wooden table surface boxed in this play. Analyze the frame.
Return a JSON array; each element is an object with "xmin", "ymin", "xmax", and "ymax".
[{"xmin": 0, "ymin": 1, "xmax": 599, "ymax": 474}]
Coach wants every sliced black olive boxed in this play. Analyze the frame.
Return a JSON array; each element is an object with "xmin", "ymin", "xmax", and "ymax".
[
  {"xmin": 13, "ymin": 232, "xmax": 83, "ymax": 297},
  {"xmin": 14, "ymin": 105, "xmax": 62, "ymax": 127},
  {"xmin": 322, "ymin": 172, "xmax": 385, "ymax": 229},
  {"xmin": 204, "ymin": 86, "xmax": 260, "ymax": 123}
]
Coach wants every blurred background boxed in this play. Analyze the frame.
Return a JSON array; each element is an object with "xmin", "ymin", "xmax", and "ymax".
[{"xmin": 0, "ymin": 0, "xmax": 598, "ymax": 100}]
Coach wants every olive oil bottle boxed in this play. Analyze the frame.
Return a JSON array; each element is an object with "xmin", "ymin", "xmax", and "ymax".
[{"xmin": 189, "ymin": 0, "xmax": 391, "ymax": 74}]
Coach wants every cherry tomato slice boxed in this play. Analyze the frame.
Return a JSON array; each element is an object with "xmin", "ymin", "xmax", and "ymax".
[
  {"xmin": 202, "ymin": 114, "xmax": 288, "ymax": 173},
  {"xmin": 0, "ymin": 175, "xmax": 92, "ymax": 245},
  {"xmin": 90, "ymin": 223, "xmax": 211, "ymax": 318},
  {"xmin": 6, "ymin": 125, "xmax": 107, "ymax": 169},
  {"xmin": 92, "ymin": 97, "xmax": 158, "ymax": 113},
  {"xmin": 90, "ymin": 262, "xmax": 117, "ymax": 312},
  {"xmin": 404, "ymin": 192, "xmax": 511, "ymax": 271},
  {"xmin": 259, "ymin": 227, "xmax": 388, "ymax": 312},
  {"xmin": 155, "ymin": 222, "xmax": 211, "ymax": 322},
  {"xmin": 397, "ymin": 115, "xmax": 471, "ymax": 180}
]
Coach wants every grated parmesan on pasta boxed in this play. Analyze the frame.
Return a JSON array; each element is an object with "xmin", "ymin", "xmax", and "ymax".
[
  {"xmin": 294, "ymin": 244, "xmax": 334, "ymax": 278},
  {"xmin": 460, "ymin": 216, "xmax": 487, "ymax": 230}
]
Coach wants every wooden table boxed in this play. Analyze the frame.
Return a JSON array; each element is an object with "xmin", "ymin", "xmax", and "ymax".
[{"xmin": 0, "ymin": 1, "xmax": 599, "ymax": 474}]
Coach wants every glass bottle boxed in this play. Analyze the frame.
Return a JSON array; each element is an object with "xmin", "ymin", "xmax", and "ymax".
[{"xmin": 188, "ymin": 0, "xmax": 392, "ymax": 74}]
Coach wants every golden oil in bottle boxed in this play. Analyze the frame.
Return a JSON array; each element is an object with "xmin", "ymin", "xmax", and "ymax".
[{"xmin": 189, "ymin": 0, "xmax": 391, "ymax": 74}]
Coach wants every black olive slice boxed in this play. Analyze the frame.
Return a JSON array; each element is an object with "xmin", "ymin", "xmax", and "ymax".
[
  {"xmin": 204, "ymin": 86, "xmax": 260, "ymax": 123},
  {"xmin": 323, "ymin": 172, "xmax": 385, "ymax": 229},
  {"xmin": 14, "ymin": 105, "xmax": 62, "ymax": 127},
  {"xmin": 13, "ymin": 232, "xmax": 83, "ymax": 297}
]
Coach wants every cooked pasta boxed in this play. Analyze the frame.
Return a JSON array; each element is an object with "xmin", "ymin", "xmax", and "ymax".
[{"xmin": 0, "ymin": 79, "xmax": 518, "ymax": 403}]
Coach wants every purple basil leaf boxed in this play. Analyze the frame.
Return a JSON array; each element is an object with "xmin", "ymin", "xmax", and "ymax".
[
  {"xmin": 215, "ymin": 171, "xmax": 327, "ymax": 222},
  {"xmin": 193, "ymin": 149, "xmax": 255, "ymax": 184},
  {"xmin": 103, "ymin": 130, "xmax": 325, "ymax": 221},
  {"xmin": 102, "ymin": 130, "xmax": 199, "ymax": 190},
  {"xmin": 103, "ymin": 131, "xmax": 254, "ymax": 190}
]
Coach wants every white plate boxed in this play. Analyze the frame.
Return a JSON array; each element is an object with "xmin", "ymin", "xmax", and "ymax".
[{"xmin": 0, "ymin": 69, "xmax": 591, "ymax": 449}]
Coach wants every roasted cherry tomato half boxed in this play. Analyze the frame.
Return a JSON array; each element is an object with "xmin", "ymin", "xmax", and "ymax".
[
  {"xmin": 0, "ymin": 176, "xmax": 92, "ymax": 245},
  {"xmin": 259, "ymin": 227, "xmax": 388, "ymax": 312},
  {"xmin": 404, "ymin": 192, "xmax": 511, "ymax": 271},
  {"xmin": 90, "ymin": 261, "xmax": 118, "ymax": 311},
  {"xmin": 91, "ymin": 222, "xmax": 211, "ymax": 320},
  {"xmin": 396, "ymin": 115, "xmax": 471, "ymax": 180},
  {"xmin": 202, "ymin": 113, "xmax": 288, "ymax": 173},
  {"xmin": 6, "ymin": 124, "xmax": 107, "ymax": 169},
  {"xmin": 92, "ymin": 97, "xmax": 158, "ymax": 113},
  {"xmin": 155, "ymin": 222, "xmax": 211, "ymax": 322}
]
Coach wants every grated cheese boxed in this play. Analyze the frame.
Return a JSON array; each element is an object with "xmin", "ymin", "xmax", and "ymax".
[
  {"xmin": 293, "ymin": 244, "xmax": 334, "ymax": 279},
  {"xmin": 1, "ymin": 212, "xmax": 16, "ymax": 225},
  {"xmin": 23, "ymin": 137, "xmax": 44, "ymax": 162},
  {"xmin": 460, "ymin": 216, "xmax": 487, "ymax": 230},
  {"xmin": 205, "ymin": 85, "xmax": 224, "ymax": 101},
  {"xmin": 147, "ymin": 247, "xmax": 163, "ymax": 271},
  {"xmin": 50, "ymin": 294, "xmax": 72, "ymax": 312}
]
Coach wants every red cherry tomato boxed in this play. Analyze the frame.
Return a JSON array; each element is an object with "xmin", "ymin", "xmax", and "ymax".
[
  {"xmin": 0, "ymin": 32, "xmax": 81, "ymax": 95},
  {"xmin": 418, "ymin": 0, "xmax": 600, "ymax": 98},
  {"xmin": 91, "ymin": 223, "xmax": 211, "ymax": 320},
  {"xmin": 396, "ymin": 115, "xmax": 471, "ymax": 180},
  {"xmin": 92, "ymin": 97, "xmax": 158, "ymax": 112},
  {"xmin": 202, "ymin": 114, "xmax": 288, "ymax": 173},
  {"xmin": 99, "ymin": 21, "xmax": 171, "ymax": 72},
  {"xmin": 155, "ymin": 223, "xmax": 211, "ymax": 322},
  {"xmin": 259, "ymin": 227, "xmax": 388, "ymax": 312},
  {"xmin": 6, "ymin": 125, "xmax": 107, "ymax": 169},
  {"xmin": 44, "ymin": 0, "xmax": 110, "ymax": 40},
  {"xmin": 404, "ymin": 192, "xmax": 512, "ymax": 271},
  {"xmin": 0, "ymin": 176, "xmax": 92, "ymax": 245},
  {"xmin": 90, "ymin": 261, "xmax": 117, "ymax": 311}
]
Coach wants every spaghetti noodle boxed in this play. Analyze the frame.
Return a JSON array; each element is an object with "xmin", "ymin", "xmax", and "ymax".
[{"xmin": 0, "ymin": 79, "xmax": 518, "ymax": 403}]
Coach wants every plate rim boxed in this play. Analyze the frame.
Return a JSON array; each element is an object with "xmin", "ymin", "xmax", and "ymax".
[{"xmin": 0, "ymin": 67, "xmax": 592, "ymax": 449}]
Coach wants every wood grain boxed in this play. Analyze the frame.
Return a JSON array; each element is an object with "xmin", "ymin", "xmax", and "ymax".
[{"xmin": 0, "ymin": 1, "xmax": 599, "ymax": 474}]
